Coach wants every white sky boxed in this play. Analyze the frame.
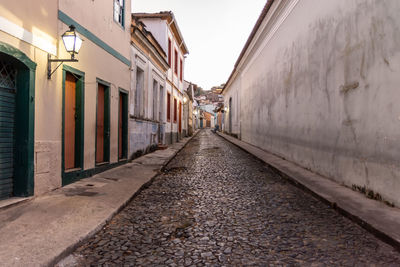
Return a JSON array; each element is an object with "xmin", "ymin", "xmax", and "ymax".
[{"xmin": 131, "ymin": 0, "xmax": 267, "ymax": 90}]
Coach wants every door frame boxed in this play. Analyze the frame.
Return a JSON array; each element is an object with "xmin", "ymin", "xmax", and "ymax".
[
  {"xmin": 118, "ymin": 88, "xmax": 128, "ymax": 161},
  {"xmin": 62, "ymin": 65, "xmax": 85, "ymax": 185},
  {"xmin": 0, "ymin": 42, "xmax": 36, "ymax": 197},
  {"xmin": 95, "ymin": 78, "xmax": 110, "ymax": 165}
]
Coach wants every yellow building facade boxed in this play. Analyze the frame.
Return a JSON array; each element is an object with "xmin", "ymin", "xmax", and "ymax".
[{"xmin": 0, "ymin": 0, "xmax": 131, "ymax": 199}]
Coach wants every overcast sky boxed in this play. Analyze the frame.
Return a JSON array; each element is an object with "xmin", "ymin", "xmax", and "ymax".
[{"xmin": 131, "ymin": 0, "xmax": 267, "ymax": 90}]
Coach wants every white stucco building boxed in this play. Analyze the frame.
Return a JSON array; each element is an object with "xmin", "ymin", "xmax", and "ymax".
[
  {"xmin": 223, "ymin": 0, "xmax": 400, "ymax": 206},
  {"xmin": 129, "ymin": 16, "xmax": 169, "ymax": 157},
  {"xmin": 132, "ymin": 12, "xmax": 189, "ymax": 144}
]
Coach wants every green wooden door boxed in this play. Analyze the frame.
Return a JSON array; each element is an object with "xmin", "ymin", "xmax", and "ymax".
[{"xmin": 0, "ymin": 60, "xmax": 16, "ymax": 199}]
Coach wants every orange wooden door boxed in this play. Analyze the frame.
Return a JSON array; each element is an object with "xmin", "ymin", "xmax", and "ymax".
[
  {"xmin": 179, "ymin": 101, "xmax": 182, "ymax": 133},
  {"xmin": 118, "ymin": 93, "xmax": 123, "ymax": 159},
  {"xmin": 65, "ymin": 73, "xmax": 77, "ymax": 170},
  {"xmin": 96, "ymin": 84, "xmax": 105, "ymax": 163}
]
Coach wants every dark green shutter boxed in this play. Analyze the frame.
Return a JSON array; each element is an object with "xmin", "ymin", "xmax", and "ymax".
[
  {"xmin": 0, "ymin": 87, "xmax": 15, "ymax": 199},
  {"xmin": 0, "ymin": 59, "xmax": 17, "ymax": 199}
]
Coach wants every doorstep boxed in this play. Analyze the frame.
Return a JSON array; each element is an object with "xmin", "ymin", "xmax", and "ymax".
[{"xmin": 0, "ymin": 197, "xmax": 32, "ymax": 211}]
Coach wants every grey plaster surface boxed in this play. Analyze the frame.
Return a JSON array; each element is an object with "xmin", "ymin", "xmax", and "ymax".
[
  {"xmin": 0, "ymin": 132, "xmax": 197, "ymax": 267},
  {"xmin": 218, "ymin": 131, "xmax": 400, "ymax": 251}
]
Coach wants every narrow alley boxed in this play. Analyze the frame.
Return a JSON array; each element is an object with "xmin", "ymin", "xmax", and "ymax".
[{"xmin": 65, "ymin": 130, "xmax": 400, "ymax": 266}]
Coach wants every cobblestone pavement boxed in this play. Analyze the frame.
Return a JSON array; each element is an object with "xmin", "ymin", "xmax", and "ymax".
[{"xmin": 70, "ymin": 130, "xmax": 400, "ymax": 266}]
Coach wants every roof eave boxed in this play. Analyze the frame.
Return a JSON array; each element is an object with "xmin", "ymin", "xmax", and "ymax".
[{"xmin": 222, "ymin": 0, "xmax": 275, "ymax": 94}]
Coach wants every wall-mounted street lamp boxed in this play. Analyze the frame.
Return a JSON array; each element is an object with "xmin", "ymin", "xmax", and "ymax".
[
  {"xmin": 47, "ymin": 25, "xmax": 83, "ymax": 79},
  {"xmin": 183, "ymin": 96, "xmax": 188, "ymax": 104}
]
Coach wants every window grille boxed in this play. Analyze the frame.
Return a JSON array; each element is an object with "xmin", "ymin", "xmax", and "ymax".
[{"xmin": 0, "ymin": 60, "xmax": 17, "ymax": 90}]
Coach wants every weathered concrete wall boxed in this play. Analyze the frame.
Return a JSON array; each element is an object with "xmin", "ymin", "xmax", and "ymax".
[
  {"xmin": 223, "ymin": 77, "xmax": 240, "ymax": 136},
  {"xmin": 129, "ymin": 120, "xmax": 159, "ymax": 157},
  {"xmin": 224, "ymin": 0, "xmax": 400, "ymax": 206}
]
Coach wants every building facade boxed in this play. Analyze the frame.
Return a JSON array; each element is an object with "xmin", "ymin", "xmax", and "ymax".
[
  {"xmin": 223, "ymin": 0, "xmax": 400, "ymax": 206},
  {"xmin": 132, "ymin": 12, "xmax": 189, "ymax": 144},
  {"xmin": 0, "ymin": 0, "xmax": 131, "ymax": 199},
  {"xmin": 129, "ymin": 17, "xmax": 169, "ymax": 157}
]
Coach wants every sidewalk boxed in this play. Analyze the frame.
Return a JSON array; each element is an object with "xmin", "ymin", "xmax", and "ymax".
[
  {"xmin": 217, "ymin": 132, "xmax": 400, "ymax": 252},
  {"xmin": 0, "ymin": 132, "xmax": 198, "ymax": 267}
]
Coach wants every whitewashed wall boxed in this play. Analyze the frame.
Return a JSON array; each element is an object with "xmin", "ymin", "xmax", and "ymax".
[{"xmin": 223, "ymin": 0, "xmax": 400, "ymax": 206}]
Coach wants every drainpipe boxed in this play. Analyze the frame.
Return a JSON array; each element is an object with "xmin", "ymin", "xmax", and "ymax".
[{"xmin": 170, "ymin": 90, "xmax": 173, "ymax": 144}]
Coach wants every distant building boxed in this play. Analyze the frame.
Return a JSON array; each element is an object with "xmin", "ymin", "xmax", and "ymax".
[
  {"xmin": 195, "ymin": 84, "xmax": 224, "ymax": 129},
  {"xmin": 202, "ymin": 111, "xmax": 214, "ymax": 128},
  {"xmin": 184, "ymin": 80, "xmax": 198, "ymax": 135}
]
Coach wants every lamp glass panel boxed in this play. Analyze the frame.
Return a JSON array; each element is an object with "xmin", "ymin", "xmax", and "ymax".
[
  {"xmin": 74, "ymin": 36, "xmax": 82, "ymax": 53},
  {"xmin": 62, "ymin": 35, "xmax": 76, "ymax": 52}
]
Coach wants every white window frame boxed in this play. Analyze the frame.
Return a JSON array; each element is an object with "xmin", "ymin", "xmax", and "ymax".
[
  {"xmin": 113, "ymin": 0, "xmax": 124, "ymax": 27},
  {"xmin": 135, "ymin": 67, "xmax": 144, "ymax": 118}
]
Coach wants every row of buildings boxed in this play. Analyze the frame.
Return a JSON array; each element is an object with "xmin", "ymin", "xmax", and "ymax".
[
  {"xmin": 0, "ymin": 1, "xmax": 196, "ymax": 199},
  {"xmin": 222, "ymin": 0, "xmax": 400, "ymax": 207},
  {"xmin": 194, "ymin": 85, "xmax": 224, "ymax": 129}
]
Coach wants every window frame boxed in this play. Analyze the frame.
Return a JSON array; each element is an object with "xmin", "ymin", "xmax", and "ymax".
[
  {"xmin": 180, "ymin": 58, "xmax": 183, "ymax": 81},
  {"xmin": 167, "ymin": 92, "xmax": 171, "ymax": 122},
  {"xmin": 168, "ymin": 38, "xmax": 172, "ymax": 66},
  {"xmin": 135, "ymin": 67, "xmax": 144, "ymax": 118},
  {"xmin": 113, "ymin": 0, "xmax": 125, "ymax": 28},
  {"xmin": 173, "ymin": 97, "xmax": 177, "ymax": 122},
  {"xmin": 152, "ymin": 79, "xmax": 158, "ymax": 121},
  {"xmin": 174, "ymin": 49, "xmax": 178, "ymax": 75}
]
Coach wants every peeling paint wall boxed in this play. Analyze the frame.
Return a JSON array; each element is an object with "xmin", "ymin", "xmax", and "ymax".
[
  {"xmin": 223, "ymin": 77, "xmax": 241, "ymax": 137},
  {"xmin": 224, "ymin": 0, "xmax": 400, "ymax": 206},
  {"xmin": 129, "ymin": 120, "xmax": 160, "ymax": 156}
]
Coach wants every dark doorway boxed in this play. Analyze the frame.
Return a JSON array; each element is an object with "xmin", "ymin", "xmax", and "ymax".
[
  {"xmin": 0, "ymin": 58, "xmax": 17, "ymax": 199},
  {"xmin": 118, "ymin": 90, "xmax": 128, "ymax": 160},
  {"xmin": 0, "ymin": 46, "xmax": 36, "ymax": 198}
]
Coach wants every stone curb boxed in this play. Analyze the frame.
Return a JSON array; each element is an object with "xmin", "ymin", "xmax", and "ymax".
[
  {"xmin": 217, "ymin": 131, "xmax": 400, "ymax": 252},
  {"xmin": 52, "ymin": 130, "xmax": 200, "ymax": 267}
]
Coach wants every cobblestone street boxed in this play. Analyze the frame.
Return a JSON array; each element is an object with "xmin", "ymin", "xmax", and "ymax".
[{"xmin": 70, "ymin": 130, "xmax": 400, "ymax": 266}]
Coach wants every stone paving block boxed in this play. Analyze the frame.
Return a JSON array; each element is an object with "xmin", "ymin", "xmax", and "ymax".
[{"xmin": 65, "ymin": 130, "xmax": 400, "ymax": 266}]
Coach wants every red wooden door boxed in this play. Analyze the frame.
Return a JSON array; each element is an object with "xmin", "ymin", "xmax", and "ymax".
[
  {"xmin": 119, "ymin": 93, "xmax": 123, "ymax": 159},
  {"xmin": 96, "ymin": 84, "xmax": 105, "ymax": 163},
  {"xmin": 65, "ymin": 73, "xmax": 77, "ymax": 170}
]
